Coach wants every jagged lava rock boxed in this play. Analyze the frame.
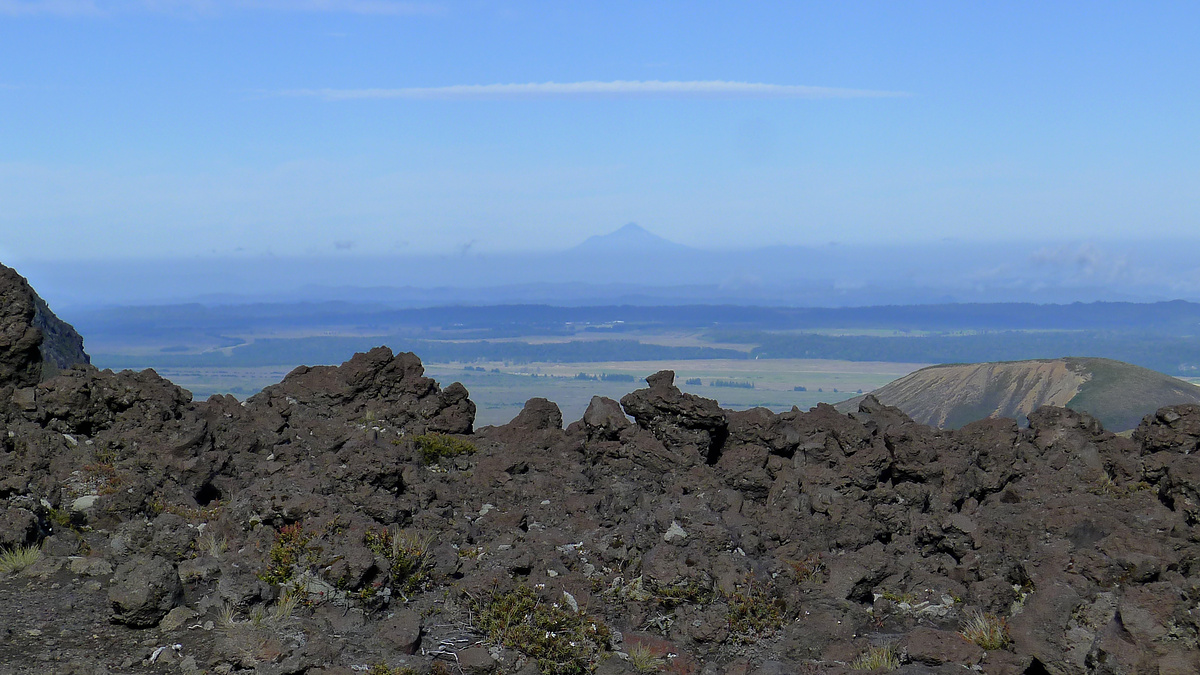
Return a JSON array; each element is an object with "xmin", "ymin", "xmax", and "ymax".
[
  {"xmin": 249, "ymin": 346, "xmax": 475, "ymax": 434},
  {"xmin": 0, "ymin": 264, "xmax": 88, "ymax": 393},
  {"xmin": 620, "ymin": 369, "xmax": 728, "ymax": 463},
  {"xmin": 4, "ymin": 264, "xmax": 1200, "ymax": 674}
]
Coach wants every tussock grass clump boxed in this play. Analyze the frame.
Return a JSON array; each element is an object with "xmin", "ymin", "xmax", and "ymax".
[
  {"xmin": 415, "ymin": 433, "xmax": 476, "ymax": 465},
  {"xmin": 0, "ymin": 545, "xmax": 41, "ymax": 574},
  {"xmin": 960, "ymin": 609, "xmax": 1010, "ymax": 650},
  {"xmin": 196, "ymin": 530, "xmax": 227, "ymax": 558},
  {"xmin": 850, "ymin": 644, "xmax": 900, "ymax": 670},
  {"xmin": 365, "ymin": 526, "xmax": 434, "ymax": 596},
  {"xmin": 472, "ymin": 585, "xmax": 611, "ymax": 675},
  {"xmin": 625, "ymin": 642, "xmax": 665, "ymax": 673}
]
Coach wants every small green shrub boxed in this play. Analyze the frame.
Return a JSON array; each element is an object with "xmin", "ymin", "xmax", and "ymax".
[
  {"xmin": 472, "ymin": 585, "xmax": 611, "ymax": 675},
  {"xmin": 365, "ymin": 526, "xmax": 433, "ymax": 596},
  {"xmin": 878, "ymin": 589, "xmax": 917, "ymax": 605},
  {"xmin": 960, "ymin": 609, "xmax": 1010, "ymax": 650},
  {"xmin": 1090, "ymin": 474, "xmax": 1153, "ymax": 498},
  {"xmin": 850, "ymin": 644, "xmax": 899, "ymax": 671},
  {"xmin": 48, "ymin": 508, "xmax": 72, "ymax": 528},
  {"xmin": 259, "ymin": 522, "xmax": 317, "ymax": 585},
  {"xmin": 725, "ymin": 576, "xmax": 787, "ymax": 639},
  {"xmin": 0, "ymin": 545, "xmax": 41, "ymax": 574},
  {"xmin": 647, "ymin": 577, "xmax": 715, "ymax": 609},
  {"xmin": 785, "ymin": 553, "xmax": 827, "ymax": 583},
  {"xmin": 415, "ymin": 433, "xmax": 476, "ymax": 464}
]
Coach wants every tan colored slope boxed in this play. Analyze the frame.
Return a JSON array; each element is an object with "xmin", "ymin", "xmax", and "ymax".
[{"xmin": 836, "ymin": 357, "xmax": 1200, "ymax": 431}]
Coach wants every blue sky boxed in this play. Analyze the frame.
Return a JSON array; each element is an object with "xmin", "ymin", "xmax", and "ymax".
[{"xmin": 2, "ymin": 1, "xmax": 1198, "ymax": 261}]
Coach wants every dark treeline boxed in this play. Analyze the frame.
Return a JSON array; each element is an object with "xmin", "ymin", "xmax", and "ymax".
[
  {"xmin": 746, "ymin": 331, "xmax": 1200, "ymax": 375},
  {"xmin": 72, "ymin": 300, "xmax": 1200, "ymax": 347},
  {"xmin": 91, "ymin": 330, "xmax": 1200, "ymax": 377}
]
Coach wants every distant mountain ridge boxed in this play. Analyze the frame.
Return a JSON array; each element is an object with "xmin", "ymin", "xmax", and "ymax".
[
  {"xmin": 570, "ymin": 223, "xmax": 692, "ymax": 253},
  {"xmin": 836, "ymin": 357, "xmax": 1200, "ymax": 431}
]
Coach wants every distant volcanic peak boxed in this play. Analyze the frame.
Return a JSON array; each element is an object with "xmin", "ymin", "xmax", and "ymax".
[{"xmin": 572, "ymin": 223, "xmax": 690, "ymax": 253}]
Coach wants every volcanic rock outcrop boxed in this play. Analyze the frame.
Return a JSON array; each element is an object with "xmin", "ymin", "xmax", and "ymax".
[
  {"xmin": 0, "ymin": 264, "xmax": 88, "ymax": 392},
  {"xmin": 2, "ymin": 265, "xmax": 1200, "ymax": 674}
]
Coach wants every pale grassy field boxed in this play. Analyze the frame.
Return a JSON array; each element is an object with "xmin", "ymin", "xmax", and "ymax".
[
  {"xmin": 141, "ymin": 358, "xmax": 929, "ymax": 427},
  {"xmin": 423, "ymin": 358, "xmax": 930, "ymax": 427}
]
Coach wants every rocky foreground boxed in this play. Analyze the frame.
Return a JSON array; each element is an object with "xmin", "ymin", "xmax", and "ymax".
[{"xmin": 2, "ymin": 264, "xmax": 1200, "ymax": 675}]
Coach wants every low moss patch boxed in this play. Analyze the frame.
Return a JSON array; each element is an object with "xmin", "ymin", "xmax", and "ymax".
[
  {"xmin": 367, "ymin": 665, "xmax": 417, "ymax": 675},
  {"xmin": 415, "ymin": 433, "xmax": 476, "ymax": 465}
]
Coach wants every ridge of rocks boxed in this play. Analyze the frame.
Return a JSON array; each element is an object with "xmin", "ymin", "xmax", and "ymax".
[{"xmin": 2, "ymin": 265, "xmax": 1200, "ymax": 674}]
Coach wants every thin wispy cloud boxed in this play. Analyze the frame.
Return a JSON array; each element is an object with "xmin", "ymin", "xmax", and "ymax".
[
  {"xmin": 0, "ymin": 0, "xmax": 439, "ymax": 16},
  {"xmin": 0, "ymin": 0, "xmax": 102, "ymax": 16},
  {"xmin": 280, "ymin": 80, "xmax": 911, "ymax": 101},
  {"xmin": 233, "ymin": 0, "xmax": 438, "ymax": 14}
]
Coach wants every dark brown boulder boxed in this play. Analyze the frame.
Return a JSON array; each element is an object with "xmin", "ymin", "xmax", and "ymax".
[
  {"xmin": 581, "ymin": 395, "xmax": 630, "ymax": 441},
  {"xmin": 508, "ymin": 397, "xmax": 563, "ymax": 431},
  {"xmin": 620, "ymin": 370, "xmax": 728, "ymax": 464},
  {"xmin": 108, "ymin": 555, "xmax": 183, "ymax": 627}
]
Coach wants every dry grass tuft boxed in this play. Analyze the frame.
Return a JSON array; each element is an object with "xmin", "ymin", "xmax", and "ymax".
[
  {"xmin": 960, "ymin": 609, "xmax": 1010, "ymax": 650},
  {"xmin": 850, "ymin": 644, "xmax": 900, "ymax": 671},
  {"xmin": 626, "ymin": 642, "xmax": 665, "ymax": 673},
  {"xmin": 0, "ymin": 545, "xmax": 42, "ymax": 574}
]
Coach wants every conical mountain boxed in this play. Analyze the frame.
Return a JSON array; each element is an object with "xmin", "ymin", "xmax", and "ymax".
[{"xmin": 571, "ymin": 223, "xmax": 692, "ymax": 254}]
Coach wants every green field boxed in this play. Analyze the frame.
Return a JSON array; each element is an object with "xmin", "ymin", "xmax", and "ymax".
[{"xmin": 142, "ymin": 358, "xmax": 929, "ymax": 427}]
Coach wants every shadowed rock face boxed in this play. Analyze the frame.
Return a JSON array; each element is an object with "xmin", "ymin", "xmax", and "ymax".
[
  {"xmin": 0, "ymin": 263, "xmax": 89, "ymax": 390},
  {"xmin": 5, "ymin": 266, "xmax": 1200, "ymax": 674}
]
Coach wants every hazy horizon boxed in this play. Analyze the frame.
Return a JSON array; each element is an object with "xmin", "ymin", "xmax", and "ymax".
[{"xmin": 16, "ymin": 225, "xmax": 1200, "ymax": 310}]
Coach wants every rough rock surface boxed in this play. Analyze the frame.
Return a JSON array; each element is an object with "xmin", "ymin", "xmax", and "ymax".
[
  {"xmin": 2, "ymin": 267, "xmax": 1200, "ymax": 674},
  {"xmin": 109, "ymin": 555, "xmax": 184, "ymax": 627},
  {"xmin": 620, "ymin": 370, "xmax": 728, "ymax": 464},
  {"xmin": 0, "ymin": 263, "xmax": 88, "ymax": 392}
]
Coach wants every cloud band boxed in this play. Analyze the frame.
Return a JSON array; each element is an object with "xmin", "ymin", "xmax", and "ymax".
[
  {"xmin": 0, "ymin": 0, "xmax": 438, "ymax": 16},
  {"xmin": 278, "ymin": 80, "xmax": 910, "ymax": 101}
]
